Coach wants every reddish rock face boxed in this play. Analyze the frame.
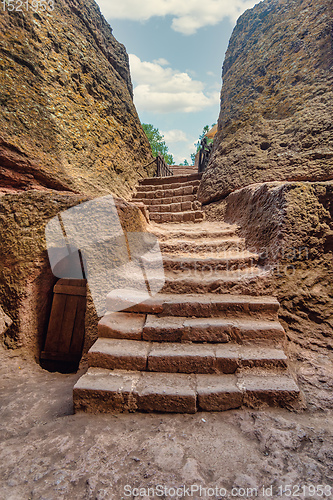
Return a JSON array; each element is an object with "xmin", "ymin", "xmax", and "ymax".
[
  {"xmin": 217, "ymin": 180, "xmax": 333, "ymax": 352},
  {"xmin": 0, "ymin": 190, "xmax": 148, "ymax": 357},
  {"xmin": 198, "ymin": 0, "xmax": 333, "ymax": 204},
  {"xmin": 0, "ymin": 0, "xmax": 154, "ymax": 199}
]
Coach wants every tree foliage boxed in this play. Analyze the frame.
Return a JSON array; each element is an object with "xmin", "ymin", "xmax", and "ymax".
[{"xmin": 142, "ymin": 123, "xmax": 174, "ymax": 165}]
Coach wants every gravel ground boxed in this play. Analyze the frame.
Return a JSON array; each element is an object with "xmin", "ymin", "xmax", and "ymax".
[{"xmin": 0, "ymin": 345, "xmax": 332, "ymax": 500}]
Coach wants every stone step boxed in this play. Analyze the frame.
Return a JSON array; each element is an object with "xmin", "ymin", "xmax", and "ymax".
[
  {"xmin": 75, "ymin": 211, "xmax": 300, "ymax": 414},
  {"xmin": 98, "ymin": 313, "xmax": 285, "ymax": 345},
  {"xmin": 149, "ymin": 222, "xmax": 238, "ymax": 241},
  {"xmin": 148, "ymin": 201, "xmax": 201, "ymax": 214},
  {"xmin": 142, "ymin": 316, "xmax": 285, "ymax": 344},
  {"xmin": 161, "ymin": 267, "xmax": 270, "ymax": 295},
  {"xmin": 138, "ymin": 173, "xmax": 201, "ymax": 187},
  {"xmin": 134, "ymin": 194, "xmax": 197, "ymax": 206},
  {"xmin": 73, "ymin": 368, "xmax": 197, "ymax": 413},
  {"xmin": 171, "ymin": 165, "xmax": 197, "ymax": 171},
  {"xmin": 160, "ymin": 251, "xmax": 258, "ymax": 271},
  {"xmin": 105, "ymin": 292, "xmax": 280, "ymax": 320},
  {"xmin": 98, "ymin": 312, "xmax": 146, "ymax": 340},
  {"xmin": 135, "ymin": 179, "xmax": 200, "ymax": 191},
  {"xmin": 88, "ymin": 338, "xmax": 288, "ymax": 374},
  {"xmin": 199, "ymin": 372, "xmax": 300, "ymax": 411},
  {"xmin": 160, "ymin": 236, "xmax": 246, "ymax": 254},
  {"xmin": 73, "ymin": 367, "xmax": 300, "ymax": 413},
  {"xmin": 134, "ymin": 184, "xmax": 199, "ymax": 200},
  {"xmin": 171, "ymin": 169, "xmax": 198, "ymax": 176},
  {"xmin": 149, "ymin": 210, "xmax": 204, "ymax": 223}
]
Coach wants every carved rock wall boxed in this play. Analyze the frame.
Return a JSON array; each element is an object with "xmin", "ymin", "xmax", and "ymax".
[
  {"xmin": 204, "ymin": 181, "xmax": 333, "ymax": 351},
  {"xmin": 198, "ymin": 0, "xmax": 333, "ymax": 203},
  {"xmin": 0, "ymin": 191, "xmax": 147, "ymax": 358},
  {"xmin": 0, "ymin": 0, "xmax": 155, "ymax": 199}
]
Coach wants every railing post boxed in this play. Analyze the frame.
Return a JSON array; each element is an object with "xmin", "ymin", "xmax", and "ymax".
[{"xmin": 153, "ymin": 153, "xmax": 173, "ymax": 177}]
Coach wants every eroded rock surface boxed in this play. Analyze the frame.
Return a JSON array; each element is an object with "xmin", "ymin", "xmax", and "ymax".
[
  {"xmin": 0, "ymin": 305, "xmax": 12, "ymax": 336},
  {"xmin": 0, "ymin": 190, "xmax": 147, "ymax": 357},
  {"xmin": 0, "ymin": 0, "xmax": 154, "ymax": 199},
  {"xmin": 198, "ymin": 0, "xmax": 333, "ymax": 203},
  {"xmin": 205, "ymin": 181, "xmax": 333, "ymax": 353}
]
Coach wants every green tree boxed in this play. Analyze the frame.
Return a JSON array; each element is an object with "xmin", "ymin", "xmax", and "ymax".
[{"xmin": 142, "ymin": 123, "xmax": 174, "ymax": 165}]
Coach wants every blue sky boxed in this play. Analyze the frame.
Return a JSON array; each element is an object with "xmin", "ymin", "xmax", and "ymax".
[{"xmin": 96, "ymin": 0, "xmax": 259, "ymax": 164}]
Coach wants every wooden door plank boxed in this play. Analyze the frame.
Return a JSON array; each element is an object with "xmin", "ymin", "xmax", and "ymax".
[
  {"xmin": 53, "ymin": 284, "xmax": 86, "ymax": 296},
  {"xmin": 69, "ymin": 296, "xmax": 86, "ymax": 356},
  {"xmin": 41, "ymin": 279, "xmax": 87, "ymax": 370},
  {"xmin": 57, "ymin": 294, "xmax": 79, "ymax": 354},
  {"xmin": 43, "ymin": 293, "xmax": 67, "ymax": 353},
  {"xmin": 58, "ymin": 278, "xmax": 86, "ymax": 287}
]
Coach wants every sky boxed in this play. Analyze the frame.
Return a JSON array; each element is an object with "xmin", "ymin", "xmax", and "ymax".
[{"xmin": 96, "ymin": 0, "xmax": 259, "ymax": 164}]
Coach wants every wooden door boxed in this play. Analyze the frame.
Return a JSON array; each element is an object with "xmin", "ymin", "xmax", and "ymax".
[{"xmin": 40, "ymin": 278, "xmax": 87, "ymax": 372}]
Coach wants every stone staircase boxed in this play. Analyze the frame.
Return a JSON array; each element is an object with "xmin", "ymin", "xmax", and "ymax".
[
  {"xmin": 171, "ymin": 165, "xmax": 198, "ymax": 176},
  {"xmin": 132, "ymin": 173, "xmax": 204, "ymax": 223},
  {"xmin": 73, "ymin": 218, "xmax": 301, "ymax": 414}
]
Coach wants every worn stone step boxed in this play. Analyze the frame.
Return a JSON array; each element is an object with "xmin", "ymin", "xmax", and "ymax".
[
  {"xmin": 153, "ymin": 194, "xmax": 197, "ymax": 205},
  {"xmin": 160, "ymin": 251, "xmax": 258, "ymax": 271},
  {"xmin": 138, "ymin": 173, "xmax": 201, "ymax": 187},
  {"xmin": 135, "ymin": 183, "xmax": 200, "ymax": 196},
  {"xmin": 74, "ymin": 368, "xmax": 197, "ymax": 413},
  {"xmin": 171, "ymin": 166, "xmax": 197, "ymax": 174},
  {"xmin": 73, "ymin": 368, "xmax": 300, "ymax": 413},
  {"xmin": 106, "ymin": 292, "xmax": 280, "ymax": 320},
  {"xmin": 160, "ymin": 237, "xmax": 246, "ymax": 254},
  {"xmin": 98, "ymin": 312, "xmax": 146, "ymax": 340},
  {"xmin": 139, "ymin": 172, "xmax": 202, "ymax": 184},
  {"xmin": 171, "ymin": 170, "xmax": 198, "ymax": 176},
  {"xmin": 147, "ymin": 342, "xmax": 216, "ymax": 374},
  {"xmin": 88, "ymin": 338, "xmax": 149, "ymax": 371},
  {"xmin": 133, "ymin": 182, "xmax": 199, "ymax": 200},
  {"xmin": 134, "ymin": 194, "xmax": 197, "ymax": 206},
  {"xmin": 161, "ymin": 267, "xmax": 270, "ymax": 295},
  {"xmin": 88, "ymin": 338, "xmax": 288, "ymax": 374},
  {"xmin": 196, "ymin": 374, "xmax": 243, "ymax": 411},
  {"xmin": 136, "ymin": 179, "xmax": 200, "ymax": 194},
  {"xmin": 197, "ymin": 372, "xmax": 300, "ymax": 411},
  {"xmin": 148, "ymin": 201, "xmax": 201, "ymax": 214},
  {"xmin": 149, "ymin": 210, "xmax": 204, "ymax": 223},
  {"xmin": 142, "ymin": 316, "xmax": 285, "ymax": 344},
  {"xmin": 150, "ymin": 224, "xmax": 238, "ymax": 241}
]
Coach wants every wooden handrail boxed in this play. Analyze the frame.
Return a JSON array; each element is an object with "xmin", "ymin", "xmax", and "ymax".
[
  {"xmin": 155, "ymin": 153, "xmax": 174, "ymax": 177},
  {"xmin": 143, "ymin": 155, "xmax": 173, "ymax": 177}
]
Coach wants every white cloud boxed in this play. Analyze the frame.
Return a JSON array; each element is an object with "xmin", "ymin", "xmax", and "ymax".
[
  {"xmin": 172, "ymin": 139, "xmax": 198, "ymax": 165},
  {"xmin": 158, "ymin": 129, "xmax": 199, "ymax": 165},
  {"xmin": 129, "ymin": 55, "xmax": 203, "ymax": 93},
  {"xmin": 160, "ymin": 129, "xmax": 188, "ymax": 143},
  {"xmin": 153, "ymin": 58, "xmax": 170, "ymax": 66},
  {"xmin": 97, "ymin": 0, "xmax": 259, "ymax": 34},
  {"xmin": 129, "ymin": 54, "xmax": 220, "ymax": 114}
]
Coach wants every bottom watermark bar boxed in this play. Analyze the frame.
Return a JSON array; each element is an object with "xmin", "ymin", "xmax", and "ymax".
[
  {"xmin": 124, "ymin": 484, "xmax": 229, "ymax": 498},
  {"xmin": 123, "ymin": 483, "xmax": 333, "ymax": 498}
]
